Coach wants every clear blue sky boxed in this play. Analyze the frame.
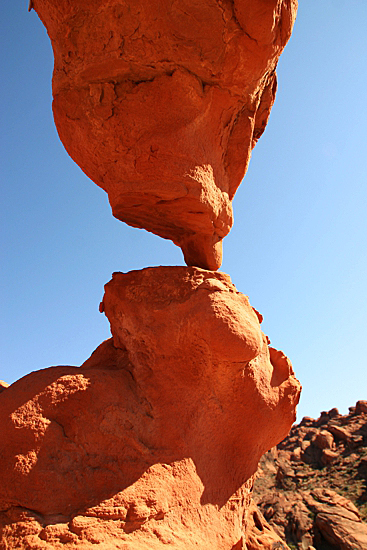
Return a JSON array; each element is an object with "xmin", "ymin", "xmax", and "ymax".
[{"xmin": 1, "ymin": 2, "xmax": 366, "ymax": 422}]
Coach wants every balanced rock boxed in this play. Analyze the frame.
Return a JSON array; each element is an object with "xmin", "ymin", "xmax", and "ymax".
[
  {"xmin": 33, "ymin": 0, "xmax": 297, "ymax": 269},
  {"xmin": 0, "ymin": 267, "xmax": 300, "ymax": 548}
]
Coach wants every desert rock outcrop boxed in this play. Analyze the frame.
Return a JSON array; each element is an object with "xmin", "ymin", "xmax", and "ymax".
[
  {"xmin": 254, "ymin": 403, "xmax": 367, "ymax": 549},
  {"xmin": 244, "ymin": 500, "xmax": 290, "ymax": 550},
  {"xmin": 0, "ymin": 267, "xmax": 301, "ymax": 548},
  {"xmin": 33, "ymin": 0, "xmax": 297, "ymax": 269}
]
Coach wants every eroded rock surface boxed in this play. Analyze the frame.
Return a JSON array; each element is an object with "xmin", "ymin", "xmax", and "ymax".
[
  {"xmin": 0, "ymin": 267, "xmax": 300, "ymax": 548},
  {"xmin": 33, "ymin": 0, "xmax": 297, "ymax": 269}
]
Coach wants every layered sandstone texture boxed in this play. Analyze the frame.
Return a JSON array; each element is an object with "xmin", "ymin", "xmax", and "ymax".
[
  {"xmin": 0, "ymin": 267, "xmax": 301, "ymax": 549},
  {"xmin": 33, "ymin": 0, "xmax": 297, "ymax": 269}
]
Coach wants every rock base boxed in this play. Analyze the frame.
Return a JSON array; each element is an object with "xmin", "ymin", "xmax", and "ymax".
[{"xmin": 0, "ymin": 268, "xmax": 300, "ymax": 549}]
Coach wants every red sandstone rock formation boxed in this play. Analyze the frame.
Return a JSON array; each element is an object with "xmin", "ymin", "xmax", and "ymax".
[
  {"xmin": 33, "ymin": 0, "xmax": 297, "ymax": 269},
  {"xmin": 0, "ymin": 267, "xmax": 300, "ymax": 548},
  {"xmin": 2, "ymin": 2, "xmax": 301, "ymax": 547}
]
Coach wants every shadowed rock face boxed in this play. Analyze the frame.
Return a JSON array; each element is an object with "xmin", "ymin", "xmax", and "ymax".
[
  {"xmin": 0, "ymin": 267, "xmax": 300, "ymax": 548},
  {"xmin": 33, "ymin": 0, "xmax": 297, "ymax": 269}
]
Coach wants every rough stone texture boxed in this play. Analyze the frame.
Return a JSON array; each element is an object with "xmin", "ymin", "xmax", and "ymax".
[
  {"xmin": 32, "ymin": 0, "xmax": 297, "ymax": 269},
  {"xmin": 253, "ymin": 403, "xmax": 367, "ymax": 548},
  {"xmin": 0, "ymin": 267, "xmax": 300, "ymax": 549}
]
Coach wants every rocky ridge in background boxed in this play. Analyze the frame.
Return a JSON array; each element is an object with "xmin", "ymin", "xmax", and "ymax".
[{"xmin": 253, "ymin": 401, "xmax": 367, "ymax": 549}]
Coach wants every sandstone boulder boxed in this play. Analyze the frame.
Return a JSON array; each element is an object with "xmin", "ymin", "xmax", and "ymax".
[
  {"xmin": 320, "ymin": 448, "xmax": 339, "ymax": 466},
  {"xmin": 33, "ymin": 0, "xmax": 298, "ymax": 269},
  {"xmin": 0, "ymin": 267, "xmax": 300, "ymax": 548},
  {"xmin": 313, "ymin": 430, "xmax": 334, "ymax": 450},
  {"xmin": 259, "ymin": 491, "xmax": 313, "ymax": 548},
  {"xmin": 306, "ymin": 488, "xmax": 367, "ymax": 550},
  {"xmin": 356, "ymin": 400, "xmax": 367, "ymax": 414}
]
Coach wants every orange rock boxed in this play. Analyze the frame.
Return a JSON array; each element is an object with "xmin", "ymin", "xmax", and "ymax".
[
  {"xmin": 328, "ymin": 425, "xmax": 353, "ymax": 443},
  {"xmin": 305, "ymin": 489, "xmax": 367, "ymax": 550},
  {"xmin": 321, "ymin": 448, "xmax": 339, "ymax": 466},
  {"xmin": 355, "ymin": 400, "xmax": 367, "ymax": 414},
  {"xmin": 290, "ymin": 446, "xmax": 302, "ymax": 462},
  {"xmin": 0, "ymin": 267, "xmax": 300, "ymax": 548},
  {"xmin": 313, "ymin": 430, "xmax": 334, "ymax": 450},
  {"xmin": 257, "ymin": 488, "xmax": 367, "ymax": 550},
  {"xmin": 33, "ymin": 0, "xmax": 298, "ymax": 269},
  {"xmin": 245, "ymin": 500, "xmax": 290, "ymax": 550}
]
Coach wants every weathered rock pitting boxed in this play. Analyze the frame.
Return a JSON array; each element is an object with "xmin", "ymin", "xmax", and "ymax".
[{"xmin": 33, "ymin": 0, "xmax": 297, "ymax": 269}]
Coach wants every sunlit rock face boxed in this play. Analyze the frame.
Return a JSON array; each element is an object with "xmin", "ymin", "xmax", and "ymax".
[
  {"xmin": 0, "ymin": 267, "xmax": 300, "ymax": 548},
  {"xmin": 1, "ymin": 3, "xmax": 301, "ymax": 548},
  {"xmin": 33, "ymin": 0, "xmax": 297, "ymax": 269}
]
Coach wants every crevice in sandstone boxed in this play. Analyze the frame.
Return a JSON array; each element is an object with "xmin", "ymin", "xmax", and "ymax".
[
  {"xmin": 217, "ymin": 0, "xmax": 259, "ymax": 44},
  {"xmin": 48, "ymin": 418, "xmax": 68, "ymax": 439}
]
